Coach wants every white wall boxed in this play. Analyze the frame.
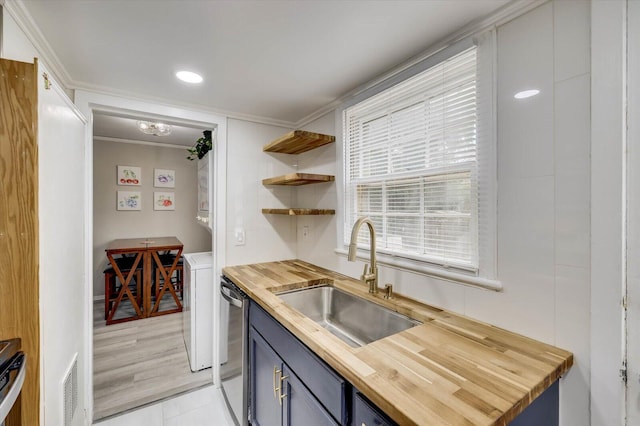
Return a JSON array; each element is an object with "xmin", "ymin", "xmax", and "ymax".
[
  {"xmin": 0, "ymin": 4, "xmax": 37, "ymax": 63},
  {"xmin": 92, "ymin": 139, "xmax": 211, "ymax": 297},
  {"xmin": 224, "ymin": 119, "xmax": 297, "ymax": 266},
  {"xmin": 2, "ymin": 7, "xmax": 89, "ymax": 426},
  {"xmin": 296, "ymin": 112, "xmax": 339, "ymax": 267},
  {"xmin": 298, "ymin": 2, "xmax": 592, "ymax": 425},
  {"xmin": 38, "ymin": 65, "xmax": 87, "ymax": 426}
]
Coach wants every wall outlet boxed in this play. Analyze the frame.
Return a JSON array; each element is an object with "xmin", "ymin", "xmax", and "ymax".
[
  {"xmin": 302, "ymin": 226, "xmax": 309, "ymax": 241},
  {"xmin": 234, "ymin": 228, "xmax": 246, "ymax": 246}
]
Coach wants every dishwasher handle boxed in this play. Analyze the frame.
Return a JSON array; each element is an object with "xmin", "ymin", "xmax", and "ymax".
[
  {"xmin": 221, "ymin": 280, "xmax": 244, "ymax": 308},
  {"xmin": 0, "ymin": 353, "xmax": 27, "ymax": 424}
]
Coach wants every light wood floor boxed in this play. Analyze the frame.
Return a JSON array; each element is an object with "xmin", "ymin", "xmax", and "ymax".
[{"xmin": 93, "ymin": 300, "xmax": 212, "ymax": 421}]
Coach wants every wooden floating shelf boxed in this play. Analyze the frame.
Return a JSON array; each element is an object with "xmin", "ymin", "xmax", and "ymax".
[
  {"xmin": 263, "ymin": 130, "xmax": 335, "ymax": 155},
  {"xmin": 262, "ymin": 209, "xmax": 336, "ymax": 216},
  {"xmin": 262, "ymin": 173, "xmax": 335, "ymax": 186}
]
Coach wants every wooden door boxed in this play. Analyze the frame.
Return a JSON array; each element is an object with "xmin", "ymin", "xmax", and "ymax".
[{"xmin": 0, "ymin": 58, "xmax": 40, "ymax": 426}]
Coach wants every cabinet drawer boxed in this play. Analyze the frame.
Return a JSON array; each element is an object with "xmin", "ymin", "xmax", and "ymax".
[
  {"xmin": 353, "ymin": 392, "xmax": 396, "ymax": 426},
  {"xmin": 250, "ymin": 302, "xmax": 348, "ymax": 425}
]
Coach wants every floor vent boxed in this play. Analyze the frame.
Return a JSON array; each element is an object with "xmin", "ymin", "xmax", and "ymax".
[{"xmin": 63, "ymin": 354, "xmax": 78, "ymax": 426}]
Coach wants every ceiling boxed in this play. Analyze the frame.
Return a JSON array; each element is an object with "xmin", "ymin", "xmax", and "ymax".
[
  {"xmin": 93, "ymin": 113, "xmax": 208, "ymax": 147},
  {"xmin": 18, "ymin": 0, "xmax": 511, "ymax": 135}
]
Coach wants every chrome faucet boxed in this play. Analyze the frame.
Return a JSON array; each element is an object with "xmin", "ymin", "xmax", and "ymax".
[{"xmin": 347, "ymin": 217, "xmax": 378, "ymax": 294}]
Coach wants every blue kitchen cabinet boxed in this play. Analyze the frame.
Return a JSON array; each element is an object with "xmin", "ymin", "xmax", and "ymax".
[
  {"xmin": 249, "ymin": 303, "xmax": 346, "ymax": 426},
  {"xmin": 282, "ymin": 363, "xmax": 339, "ymax": 426},
  {"xmin": 248, "ymin": 299, "xmax": 559, "ymax": 426},
  {"xmin": 352, "ymin": 392, "xmax": 396, "ymax": 426},
  {"xmin": 249, "ymin": 326, "xmax": 282, "ymax": 426},
  {"xmin": 249, "ymin": 325, "xmax": 338, "ymax": 426}
]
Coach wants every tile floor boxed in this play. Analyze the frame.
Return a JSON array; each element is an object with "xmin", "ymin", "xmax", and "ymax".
[{"xmin": 93, "ymin": 385, "xmax": 235, "ymax": 426}]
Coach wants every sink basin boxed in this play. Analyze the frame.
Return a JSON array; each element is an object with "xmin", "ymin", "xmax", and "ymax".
[{"xmin": 276, "ymin": 286, "xmax": 421, "ymax": 348}]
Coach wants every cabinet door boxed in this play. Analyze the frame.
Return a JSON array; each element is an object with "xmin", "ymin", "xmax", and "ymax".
[
  {"xmin": 353, "ymin": 392, "xmax": 396, "ymax": 426},
  {"xmin": 282, "ymin": 365, "xmax": 339, "ymax": 426},
  {"xmin": 249, "ymin": 327, "xmax": 282, "ymax": 426}
]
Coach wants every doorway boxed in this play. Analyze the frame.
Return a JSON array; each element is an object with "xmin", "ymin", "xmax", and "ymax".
[
  {"xmin": 91, "ymin": 111, "xmax": 215, "ymax": 420},
  {"xmin": 75, "ymin": 91, "xmax": 227, "ymax": 423}
]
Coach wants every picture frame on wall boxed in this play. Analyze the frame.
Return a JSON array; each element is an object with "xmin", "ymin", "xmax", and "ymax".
[
  {"xmin": 117, "ymin": 165, "xmax": 141, "ymax": 185},
  {"xmin": 154, "ymin": 168, "xmax": 175, "ymax": 188},
  {"xmin": 154, "ymin": 192, "xmax": 175, "ymax": 211},
  {"xmin": 117, "ymin": 191, "xmax": 141, "ymax": 211}
]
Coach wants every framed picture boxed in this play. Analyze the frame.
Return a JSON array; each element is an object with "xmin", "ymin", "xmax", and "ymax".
[
  {"xmin": 154, "ymin": 192, "xmax": 175, "ymax": 211},
  {"xmin": 117, "ymin": 165, "xmax": 141, "ymax": 186},
  {"xmin": 154, "ymin": 168, "xmax": 175, "ymax": 188},
  {"xmin": 117, "ymin": 191, "xmax": 141, "ymax": 211}
]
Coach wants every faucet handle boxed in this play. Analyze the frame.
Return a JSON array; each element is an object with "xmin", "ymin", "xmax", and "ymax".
[
  {"xmin": 384, "ymin": 283, "xmax": 393, "ymax": 299},
  {"xmin": 360, "ymin": 264, "xmax": 369, "ymax": 281}
]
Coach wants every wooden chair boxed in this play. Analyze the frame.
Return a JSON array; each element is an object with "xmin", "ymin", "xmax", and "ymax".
[
  {"xmin": 104, "ymin": 256, "xmax": 143, "ymax": 320},
  {"xmin": 154, "ymin": 253, "xmax": 183, "ymax": 300}
]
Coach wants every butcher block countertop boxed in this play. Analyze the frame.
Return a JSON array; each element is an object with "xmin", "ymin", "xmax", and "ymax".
[{"xmin": 223, "ymin": 260, "xmax": 573, "ymax": 426}]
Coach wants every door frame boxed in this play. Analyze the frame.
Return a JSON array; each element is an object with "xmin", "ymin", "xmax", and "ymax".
[
  {"xmin": 74, "ymin": 90, "xmax": 227, "ymax": 422},
  {"xmin": 627, "ymin": 1, "xmax": 640, "ymax": 424}
]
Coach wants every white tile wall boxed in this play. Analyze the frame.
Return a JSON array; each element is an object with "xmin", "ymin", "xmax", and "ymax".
[
  {"xmin": 296, "ymin": 112, "xmax": 340, "ymax": 268},
  {"xmin": 497, "ymin": 2, "xmax": 554, "ymax": 180},
  {"xmin": 296, "ymin": 2, "xmax": 594, "ymax": 425},
  {"xmin": 554, "ymin": 74, "xmax": 590, "ymax": 269},
  {"xmin": 553, "ymin": 0, "xmax": 590, "ymax": 82},
  {"xmin": 225, "ymin": 119, "xmax": 297, "ymax": 266},
  {"xmin": 469, "ymin": 176, "xmax": 556, "ymax": 343},
  {"xmin": 555, "ymin": 265, "xmax": 590, "ymax": 426}
]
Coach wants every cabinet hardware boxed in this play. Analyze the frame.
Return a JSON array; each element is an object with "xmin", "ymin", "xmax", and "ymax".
[
  {"xmin": 278, "ymin": 373, "xmax": 289, "ymax": 405},
  {"xmin": 273, "ymin": 366, "xmax": 282, "ymax": 398}
]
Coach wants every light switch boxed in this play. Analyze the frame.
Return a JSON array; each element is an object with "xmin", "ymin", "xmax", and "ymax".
[{"xmin": 234, "ymin": 228, "xmax": 245, "ymax": 246}]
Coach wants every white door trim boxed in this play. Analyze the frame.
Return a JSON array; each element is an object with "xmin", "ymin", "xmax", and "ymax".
[
  {"xmin": 74, "ymin": 90, "xmax": 227, "ymax": 423},
  {"xmin": 590, "ymin": 1, "xmax": 628, "ymax": 424},
  {"xmin": 626, "ymin": 0, "xmax": 640, "ymax": 424}
]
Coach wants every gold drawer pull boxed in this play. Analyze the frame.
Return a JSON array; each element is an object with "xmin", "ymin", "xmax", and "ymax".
[
  {"xmin": 279, "ymin": 374, "xmax": 289, "ymax": 405},
  {"xmin": 273, "ymin": 366, "xmax": 281, "ymax": 398}
]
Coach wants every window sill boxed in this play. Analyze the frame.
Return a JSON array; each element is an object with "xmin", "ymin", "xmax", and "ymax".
[{"xmin": 334, "ymin": 248, "xmax": 502, "ymax": 292}]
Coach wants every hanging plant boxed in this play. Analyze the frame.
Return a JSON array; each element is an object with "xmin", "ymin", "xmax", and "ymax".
[{"xmin": 187, "ymin": 130, "xmax": 213, "ymax": 160}]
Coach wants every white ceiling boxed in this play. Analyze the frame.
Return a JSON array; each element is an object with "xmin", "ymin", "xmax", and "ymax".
[
  {"xmin": 20, "ymin": 0, "xmax": 511, "ymax": 127},
  {"xmin": 93, "ymin": 113, "xmax": 208, "ymax": 147}
]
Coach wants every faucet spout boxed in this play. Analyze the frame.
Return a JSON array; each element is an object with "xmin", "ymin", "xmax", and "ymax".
[{"xmin": 347, "ymin": 217, "xmax": 378, "ymax": 293}]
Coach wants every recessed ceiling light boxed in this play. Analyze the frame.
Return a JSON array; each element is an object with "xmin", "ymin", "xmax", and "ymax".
[
  {"xmin": 514, "ymin": 89, "xmax": 540, "ymax": 99},
  {"xmin": 176, "ymin": 71, "xmax": 203, "ymax": 84}
]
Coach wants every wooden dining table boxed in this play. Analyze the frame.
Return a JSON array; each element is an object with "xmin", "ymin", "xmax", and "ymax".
[{"xmin": 105, "ymin": 236, "xmax": 183, "ymax": 325}]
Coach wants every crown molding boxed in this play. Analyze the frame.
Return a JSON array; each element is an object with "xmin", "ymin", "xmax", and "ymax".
[
  {"xmin": 5, "ymin": 0, "xmax": 545, "ymax": 131},
  {"xmin": 4, "ymin": 0, "xmax": 297, "ymax": 129},
  {"xmin": 72, "ymin": 81, "xmax": 296, "ymax": 129},
  {"xmin": 4, "ymin": 0, "xmax": 74, "ymax": 89},
  {"xmin": 294, "ymin": 0, "xmax": 547, "ymax": 128}
]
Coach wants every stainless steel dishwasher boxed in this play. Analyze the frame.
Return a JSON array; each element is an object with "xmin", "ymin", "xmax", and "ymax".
[{"xmin": 220, "ymin": 276, "xmax": 248, "ymax": 426}]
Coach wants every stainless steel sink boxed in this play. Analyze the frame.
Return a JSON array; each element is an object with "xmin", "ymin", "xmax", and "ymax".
[{"xmin": 276, "ymin": 286, "xmax": 421, "ymax": 348}]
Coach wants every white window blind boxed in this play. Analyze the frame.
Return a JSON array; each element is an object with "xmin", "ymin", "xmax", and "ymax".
[{"xmin": 344, "ymin": 47, "xmax": 479, "ymax": 271}]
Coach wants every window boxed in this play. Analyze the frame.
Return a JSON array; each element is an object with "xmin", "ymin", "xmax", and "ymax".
[{"xmin": 343, "ymin": 46, "xmax": 481, "ymax": 272}]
